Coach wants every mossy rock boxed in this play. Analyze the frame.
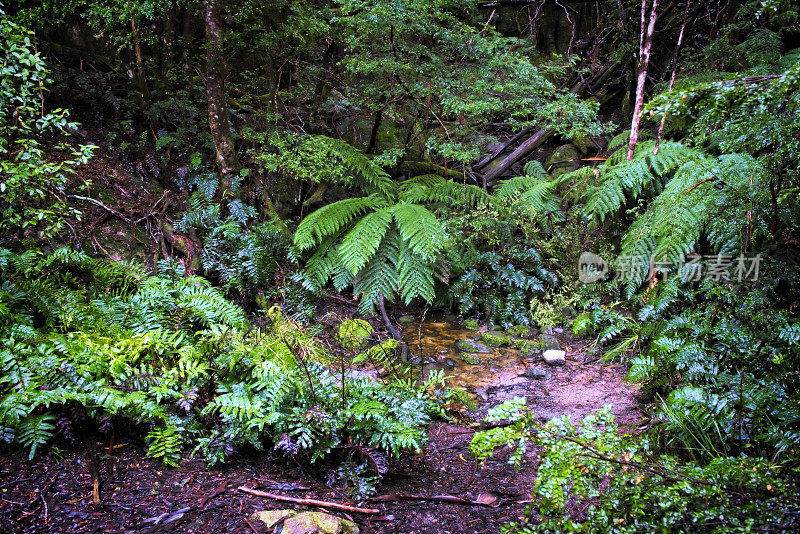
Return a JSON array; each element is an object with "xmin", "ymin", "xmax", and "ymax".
[
  {"xmin": 508, "ymin": 325, "xmax": 532, "ymax": 337},
  {"xmin": 460, "ymin": 353, "xmax": 481, "ymax": 365},
  {"xmin": 539, "ymin": 334, "xmax": 561, "ymax": 352},
  {"xmin": 545, "ymin": 144, "xmax": 581, "ymax": 177},
  {"xmin": 462, "ymin": 319, "xmax": 480, "ymax": 331},
  {"xmin": 481, "ymin": 331, "xmax": 512, "ymax": 347},
  {"xmin": 252, "ymin": 509, "xmax": 359, "ymax": 534},
  {"xmin": 457, "ymin": 338, "xmax": 491, "ymax": 353},
  {"xmin": 571, "ymin": 135, "xmax": 596, "ymax": 155},
  {"xmin": 337, "ymin": 319, "xmax": 373, "ymax": 351},
  {"xmin": 399, "ymin": 315, "xmax": 416, "ymax": 324},
  {"xmin": 513, "ymin": 339, "xmax": 535, "ymax": 351}
]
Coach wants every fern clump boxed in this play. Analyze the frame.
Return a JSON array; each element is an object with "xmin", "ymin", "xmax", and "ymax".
[
  {"xmin": 293, "ymin": 140, "xmax": 495, "ymax": 313},
  {"xmin": 0, "ymin": 248, "xmax": 448, "ymax": 481}
]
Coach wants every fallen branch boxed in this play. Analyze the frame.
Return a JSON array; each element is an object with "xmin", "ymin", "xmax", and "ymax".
[
  {"xmin": 480, "ymin": 129, "xmax": 550, "ymax": 183},
  {"xmin": 68, "ymin": 195, "xmax": 132, "ymax": 224},
  {"xmin": 370, "ymin": 493, "xmax": 497, "ymax": 507},
  {"xmin": 237, "ymin": 486, "xmax": 381, "ymax": 514},
  {"xmin": 473, "ymin": 127, "xmax": 532, "ymax": 170}
]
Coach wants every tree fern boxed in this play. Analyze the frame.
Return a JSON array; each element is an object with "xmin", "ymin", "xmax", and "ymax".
[
  {"xmin": 338, "ymin": 208, "xmax": 394, "ymax": 274},
  {"xmin": 390, "ymin": 203, "xmax": 443, "ymax": 259},
  {"xmin": 399, "ymin": 174, "xmax": 492, "ymax": 207},
  {"xmin": 584, "ymin": 141, "xmax": 696, "ymax": 222},
  {"xmin": 311, "ymin": 136, "xmax": 397, "ymax": 197},
  {"xmin": 295, "ymin": 195, "xmax": 386, "ymax": 251}
]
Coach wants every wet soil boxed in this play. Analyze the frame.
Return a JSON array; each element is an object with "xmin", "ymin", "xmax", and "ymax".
[
  {"xmin": 0, "ymin": 313, "xmax": 643, "ymax": 533},
  {"xmin": 0, "ymin": 421, "xmax": 537, "ymax": 534},
  {"xmin": 403, "ymin": 317, "xmax": 643, "ymax": 428}
]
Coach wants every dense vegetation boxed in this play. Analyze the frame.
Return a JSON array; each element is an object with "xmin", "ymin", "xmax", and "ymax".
[{"xmin": 2, "ymin": 0, "xmax": 799, "ymax": 530}]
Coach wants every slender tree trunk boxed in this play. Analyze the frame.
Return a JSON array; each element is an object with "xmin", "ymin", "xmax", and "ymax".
[
  {"xmin": 180, "ymin": 7, "xmax": 194, "ymax": 72},
  {"xmin": 131, "ymin": 18, "xmax": 150, "ymax": 103},
  {"xmin": 161, "ymin": 7, "xmax": 177, "ymax": 77},
  {"xmin": 627, "ymin": 0, "xmax": 659, "ymax": 160},
  {"xmin": 204, "ymin": 0, "xmax": 240, "ymax": 181},
  {"xmin": 655, "ymin": 0, "xmax": 690, "ymax": 154},
  {"xmin": 379, "ymin": 294, "xmax": 409, "ymax": 362}
]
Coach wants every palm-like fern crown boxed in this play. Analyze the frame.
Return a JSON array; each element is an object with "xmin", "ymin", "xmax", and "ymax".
[
  {"xmin": 293, "ymin": 140, "xmax": 493, "ymax": 312},
  {"xmin": 574, "ymin": 139, "xmax": 767, "ymax": 296}
]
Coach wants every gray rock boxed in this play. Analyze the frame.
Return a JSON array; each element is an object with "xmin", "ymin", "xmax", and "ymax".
[
  {"xmin": 443, "ymin": 358, "xmax": 457, "ymax": 369},
  {"xmin": 407, "ymin": 354, "xmax": 423, "ymax": 365},
  {"xmin": 524, "ymin": 367, "xmax": 551, "ymax": 379},
  {"xmin": 474, "ymin": 387, "xmax": 489, "ymax": 401},
  {"xmin": 543, "ymin": 349, "xmax": 566, "ymax": 366},
  {"xmin": 539, "ymin": 334, "xmax": 561, "ymax": 351},
  {"xmin": 554, "ymin": 327, "xmax": 564, "ymax": 334}
]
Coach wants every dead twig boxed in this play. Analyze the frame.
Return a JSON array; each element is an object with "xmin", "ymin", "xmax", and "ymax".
[
  {"xmin": 199, "ymin": 480, "xmax": 228, "ymax": 510},
  {"xmin": 370, "ymin": 493, "xmax": 498, "ymax": 507},
  {"xmin": 237, "ymin": 486, "xmax": 381, "ymax": 514},
  {"xmin": 68, "ymin": 194, "xmax": 132, "ymax": 224}
]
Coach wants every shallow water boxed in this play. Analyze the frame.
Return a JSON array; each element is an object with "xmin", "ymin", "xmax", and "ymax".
[
  {"xmin": 401, "ymin": 315, "xmax": 643, "ymax": 426},
  {"xmin": 402, "ymin": 318, "xmax": 529, "ymax": 393}
]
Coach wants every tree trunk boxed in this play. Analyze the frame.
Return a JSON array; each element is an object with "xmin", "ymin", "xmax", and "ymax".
[
  {"xmin": 379, "ymin": 294, "xmax": 409, "ymax": 362},
  {"xmin": 655, "ymin": 0, "xmax": 690, "ymax": 154},
  {"xmin": 161, "ymin": 7, "xmax": 177, "ymax": 77},
  {"xmin": 131, "ymin": 18, "xmax": 150, "ymax": 104},
  {"xmin": 627, "ymin": 0, "xmax": 659, "ymax": 160},
  {"xmin": 204, "ymin": 0, "xmax": 240, "ymax": 182},
  {"xmin": 180, "ymin": 7, "xmax": 194, "ymax": 72}
]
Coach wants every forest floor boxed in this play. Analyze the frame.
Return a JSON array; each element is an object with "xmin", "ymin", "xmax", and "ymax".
[
  {"xmin": 0, "ymin": 331, "xmax": 643, "ymax": 534},
  {"xmin": 0, "ymin": 148, "xmax": 645, "ymax": 533}
]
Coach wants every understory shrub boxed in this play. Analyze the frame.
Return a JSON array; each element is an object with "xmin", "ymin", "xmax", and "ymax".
[
  {"xmin": 0, "ymin": 248, "xmax": 446, "ymax": 475},
  {"xmin": 470, "ymin": 399, "xmax": 799, "ymax": 533}
]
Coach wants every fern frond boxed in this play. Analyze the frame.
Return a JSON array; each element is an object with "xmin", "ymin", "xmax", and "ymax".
[
  {"xmin": 390, "ymin": 203, "xmax": 443, "ymax": 259},
  {"xmin": 399, "ymin": 175, "xmax": 492, "ymax": 207},
  {"xmin": 396, "ymin": 239, "xmax": 436, "ymax": 305},
  {"xmin": 295, "ymin": 195, "xmax": 385, "ymax": 251},
  {"xmin": 338, "ymin": 208, "xmax": 394, "ymax": 275},
  {"xmin": 353, "ymin": 236, "xmax": 400, "ymax": 313},
  {"xmin": 312, "ymin": 136, "xmax": 397, "ymax": 197}
]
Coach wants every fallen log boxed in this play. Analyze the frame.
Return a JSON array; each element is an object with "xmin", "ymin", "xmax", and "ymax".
[
  {"xmin": 237, "ymin": 486, "xmax": 381, "ymax": 514},
  {"xmin": 473, "ymin": 127, "xmax": 532, "ymax": 170},
  {"xmin": 480, "ymin": 129, "xmax": 550, "ymax": 183}
]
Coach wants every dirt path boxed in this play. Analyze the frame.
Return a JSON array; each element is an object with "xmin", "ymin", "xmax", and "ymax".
[{"xmin": 0, "ymin": 422, "xmax": 537, "ymax": 533}]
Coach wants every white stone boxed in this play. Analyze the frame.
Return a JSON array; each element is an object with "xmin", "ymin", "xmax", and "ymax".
[{"xmin": 543, "ymin": 349, "xmax": 566, "ymax": 366}]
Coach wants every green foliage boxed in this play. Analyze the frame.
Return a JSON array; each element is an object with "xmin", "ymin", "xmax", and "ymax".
[
  {"xmin": 178, "ymin": 186, "xmax": 292, "ymax": 287},
  {"xmin": 471, "ymin": 402, "xmax": 799, "ymax": 533},
  {"xmin": 337, "ymin": 319, "xmax": 374, "ymax": 351},
  {"xmin": 334, "ymin": 0, "xmax": 600, "ymax": 163},
  {"xmin": 450, "ymin": 246, "xmax": 553, "ymax": 329},
  {"xmin": 627, "ymin": 282, "xmax": 800, "ymax": 460},
  {"xmin": 0, "ymin": 248, "xmax": 446, "ymax": 475},
  {"xmin": 0, "ymin": 10, "xmax": 94, "ymax": 239},
  {"xmin": 572, "ymin": 300, "xmax": 643, "ymax": 361},
  {"xmin": 250, "ymin": 133, "xmax": 396, "ymax": 196},
  {"xmin": 294, "ymin": 141, "xmax": 470, "ymax": 313}
]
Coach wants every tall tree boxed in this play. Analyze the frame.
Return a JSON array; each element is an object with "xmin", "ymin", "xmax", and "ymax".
[
  {"xmin": 627, "ymin": 0, "xmax": 659, "ymax": 160},
  {"xmin": 204, "ymin": 0, "xmax": 239, "ymax": 181}
]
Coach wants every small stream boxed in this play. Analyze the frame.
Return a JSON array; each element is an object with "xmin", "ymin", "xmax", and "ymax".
[
  {"xmin": 403, "ymin": 317, "xmax": 531, "ymax": 396},
  {"xmin": 400, "ymin": 315, "xmax": 644, "ymax": 426}
]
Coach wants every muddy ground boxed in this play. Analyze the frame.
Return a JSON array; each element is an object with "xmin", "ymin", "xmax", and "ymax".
[{"xmin": 0, "ymin": 317, "xmax": 644, "ymax": 534}]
